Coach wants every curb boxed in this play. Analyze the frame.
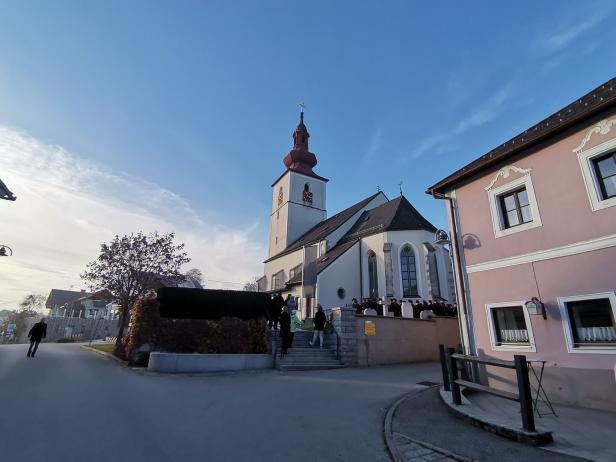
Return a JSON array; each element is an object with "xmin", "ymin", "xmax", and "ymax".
[
  {"xmin": 383, "ymin": 387, "xmax": 471, "ymax": 462},
  {"xmin": 81, "ymin": 345, "xmax": 129, "ymax": 367},
  {"xmin": 439, "ymin": 388, "xmax": 553, "ymax": 446}
]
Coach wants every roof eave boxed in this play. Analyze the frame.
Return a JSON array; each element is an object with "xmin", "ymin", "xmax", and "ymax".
[{"xmin": 426, "ymin": 79, "xmax": 616, "ymax": 195}]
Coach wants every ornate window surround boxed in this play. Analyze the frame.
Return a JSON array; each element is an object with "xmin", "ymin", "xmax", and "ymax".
[
  {"xmin": 573, "ymin": 119, "xmax": 616, "ymax": 212},
  {"xmin": 485, "ymin": 165, "xmax": 542, "ymax": 238},
  {"xmin": 485, "ymin": 301, "xmax": 536, "ymax": 353}
]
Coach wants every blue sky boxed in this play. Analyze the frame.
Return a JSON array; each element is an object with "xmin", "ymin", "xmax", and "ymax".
[{"xmin": 0, "ymin": 1, "xmax": 615, "ymax": 307}]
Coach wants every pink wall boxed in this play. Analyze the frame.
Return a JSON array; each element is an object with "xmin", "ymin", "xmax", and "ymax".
[
  {"xmin": 454, "ymin": 109, "xmax": 616, "ymax": 266},
  {"xmin": 447, "ymin": 110, "xmax": 616, "ymax": 409},
  {"xmin": 468, "ymin": 247, "xmax": 616, "ymax": 370}
]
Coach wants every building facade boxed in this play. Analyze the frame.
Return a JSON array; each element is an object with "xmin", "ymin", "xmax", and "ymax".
[
  {"xmin": 428, "ymin": 77, "xmax": 616, "ymax": 411},
  {"xmin": 260, "ymin": 111, "xmax": 454, "ymax": 318}
]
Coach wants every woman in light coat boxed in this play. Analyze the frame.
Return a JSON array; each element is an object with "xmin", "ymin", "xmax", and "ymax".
[{"xmin": 288, "ymin": 309, "xmax": 303, "ymax": 349}]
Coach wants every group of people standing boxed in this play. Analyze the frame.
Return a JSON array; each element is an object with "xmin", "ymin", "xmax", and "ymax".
[
  {"xmin": 268, "ymin": 293, "xmax": 328, "ymax": 355},
  {"xmin": 351, "ymin": 297, "xmax": 457, "ymax": 319},
  {"xmin": 268, "ymin": 293, "xmax": 302, "ymax": 355}
]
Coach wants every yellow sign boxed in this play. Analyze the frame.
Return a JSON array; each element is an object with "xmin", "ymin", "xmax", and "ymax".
[{"xmin": 364, "ymin": 321, "xmax": 376, "ymax": 336}]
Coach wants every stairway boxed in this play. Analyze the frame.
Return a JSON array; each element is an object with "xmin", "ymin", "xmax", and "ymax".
[{"xmin": 272, "ymin": 330, "xmax": 344, "ymax": 372}]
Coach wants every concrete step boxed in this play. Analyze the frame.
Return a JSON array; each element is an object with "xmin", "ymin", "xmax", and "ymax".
[
  {"xmin": 281, "ymin": 356, "xmax": 336, "ymax": 361},
  {"xmin": 279, "ymin": 364, "xmax": 346, "ymax": 372}
]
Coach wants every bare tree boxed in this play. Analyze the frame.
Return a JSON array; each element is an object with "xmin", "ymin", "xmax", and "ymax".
[
  {"xmin": 81, "ymin": 231, "xmax": 190, "ymax": 355},
  {"xmin": 185, "ymin": 268, "xmax": 203, "ymax": 286},
  {"xmin": 243, "ymin": 276, "xmax": 260, "ymax": 292},
  {"xmin": 19, "ymin": 294, "xmax": 46, "ymax": 312}
]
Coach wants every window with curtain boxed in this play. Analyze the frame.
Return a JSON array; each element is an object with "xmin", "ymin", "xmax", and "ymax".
[{"xmin": 400, "ymin": 245, "xmax": 418, "ymax": 297}]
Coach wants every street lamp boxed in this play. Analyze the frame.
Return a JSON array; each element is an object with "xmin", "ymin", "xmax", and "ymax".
[{"xmin": 0, "ymin": 245, "xmax": 13, "ymax": 257}]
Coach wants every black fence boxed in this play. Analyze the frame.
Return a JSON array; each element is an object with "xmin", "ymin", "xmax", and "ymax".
[
  {"xmin": 157, "ymin": 287, "xmax": 270, "ymax": 320},
  {"xmin": 439, "ymin": 344, "xmax": 536, "ymax": 433}
]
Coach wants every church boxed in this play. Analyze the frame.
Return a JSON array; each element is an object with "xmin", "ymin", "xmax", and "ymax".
[{"xmin": 257, "ymin": 111, "xmax": 455, "ymax": 318}]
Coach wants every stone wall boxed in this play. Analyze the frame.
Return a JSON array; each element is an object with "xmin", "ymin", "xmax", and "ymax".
[
  {"xmin": 330, "ymin": 307, "xmax": 459, "ymax": 367},
  {"xmin": 330, "ymin": 307, "xmax": 358, "ymax": 366}
]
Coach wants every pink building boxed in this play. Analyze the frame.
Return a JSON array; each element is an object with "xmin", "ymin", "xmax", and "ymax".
[{"xmin": 428, "ymin": 78, "xmax": 616, "ymax": 411}]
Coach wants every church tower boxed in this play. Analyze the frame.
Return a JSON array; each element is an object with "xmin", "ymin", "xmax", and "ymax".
[{"xmin": 269, "ymin": 110, "xmax": 328, "ymax": 257}]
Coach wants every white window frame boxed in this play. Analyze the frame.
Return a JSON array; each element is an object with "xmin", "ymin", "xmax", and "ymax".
[
  {"xmin": 487, "ymin": 174, "xmax": 542, "ymax": 238},
  {"xmin": 485, "ymin": 301, "xmax": 536, "ymax": 352},
  {"xmin": 558, "ymin": 292, "xmax": 616, "ymax": 354},
  {"xmin": 576, "ymin": 137, "xmax": 616, "ymax": 212}
]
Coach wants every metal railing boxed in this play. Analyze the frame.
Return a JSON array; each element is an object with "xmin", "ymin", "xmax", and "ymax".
[{"xmin": 439, "ymin": 344, "xmax": 536, "ymax": 433}]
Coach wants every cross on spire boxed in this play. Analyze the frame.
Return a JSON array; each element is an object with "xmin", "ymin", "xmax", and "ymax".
[
  {"xmin": 398, "ymin": 181, "xmax": 403, "ymax": 196},
  {"xmin": 299, "ymin": 102, "xmax": 306, "ymax": 121}
]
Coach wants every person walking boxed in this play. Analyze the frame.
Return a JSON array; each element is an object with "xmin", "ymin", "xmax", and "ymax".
[
  {"xmin": 310, "ymin": 306, "xmax": 327, "ymax": 348},
  {"xmin": 288, "ymin": 309, "xmax": 303, "ymax": 349},
  {"xmin": 279, "ymin": 307, "xmax": 291, "ymax": 356},
  {"xmin": 27, "ymin": 318, "xmax": 47, "ymax": 358}
]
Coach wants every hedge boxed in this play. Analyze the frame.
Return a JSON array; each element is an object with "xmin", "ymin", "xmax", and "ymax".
[
  {"xmin": 157, "ymin": 287, "xmax": 270, "ymax": 320},
  {"xmin": 125, "ymin": 297, "xmax": 270, "ymax": 366}
]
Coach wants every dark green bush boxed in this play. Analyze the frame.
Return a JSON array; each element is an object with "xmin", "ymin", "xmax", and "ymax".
[{"xmin": 126, "ymin": 297, "xmax": 270, "ymax": 366}]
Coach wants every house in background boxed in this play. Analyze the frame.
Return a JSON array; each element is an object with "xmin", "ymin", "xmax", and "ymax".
[
  {"xmin": 259, "ymin": 111, "xmax": 454, "ymax": 318},
  {"xmin": 62, "ymin": 289, "xmax": 115, "ymax": 319},
  {"xmin": 46, "ymin": 289, "xmax": 90, "ymax": 317},
  {"xmin": 427, "ymin": 77, "xmax": 616, "ymax": 411}
]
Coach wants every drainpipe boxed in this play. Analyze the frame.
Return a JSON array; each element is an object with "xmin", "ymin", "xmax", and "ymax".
[
  {"xmin": 431, "ymin": 191, "xmax": 477, "ymax": 357},
  {"xmin": 358, "ymin": 240, "xmax": 363, "ymax": 299}
]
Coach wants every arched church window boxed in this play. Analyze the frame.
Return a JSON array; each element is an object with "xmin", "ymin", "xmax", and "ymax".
[
  {"xmin": 400, "ymin": 245, "xmax": 418, "ymax": 297},
  {"xmin": 368, "ymin": 251, "xmax": 379, "ymax": 299},
  {"xmin": 302, "ymin": 182, "xmax": 313, "ymax": 204},
  {"xmin": 277, "ymin": 186, "xmax": 283, "ymax": 206}
]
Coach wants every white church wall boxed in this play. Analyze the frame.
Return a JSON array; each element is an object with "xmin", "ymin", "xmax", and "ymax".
[
  {"xmin": 385, "ymin": 230, "xmax": 455, "ymax": 303},
  {"xmin": 359, "ymin": 233, "xmax": 387, "ymax": 300},
  {"xmin": 436, "ymin": 246, "xmax": 455, "ymax": 303},
  {"xmin": 264, "ymin": 248, "xmax": 303, "ymax": 291},
  {"xmin": 289, "ymin": 171, "xmax": 326, "ymax": 210},
  {"xmin": 385, "ymin": 230, "xmax": 433, "ymax": 301},
  {"xmin": 271, "ymin": 173, "xmax": 291, "ymax": 211},
  {"xmin": 316, "ymin": 242, "xmax": 360, "ymax": 309},
  {"xmin": 269, "ymin": 205, "xmax": 289, "ymax": 256},
  {"xmin": 323, "ymin": 192, "xmax": 388, "ymax": 248},
  {"xmin": 286, "ymin": 203, "xmax": 326, "ymax": 247},
  {"xmin": 269, "ymin": 174, "xmax": 292, "ymax": 256}
]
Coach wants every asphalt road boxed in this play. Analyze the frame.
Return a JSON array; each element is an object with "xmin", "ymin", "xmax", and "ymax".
[{"xmin": 0, "ymin": 343, "xmax": 442, "ymax": 462}]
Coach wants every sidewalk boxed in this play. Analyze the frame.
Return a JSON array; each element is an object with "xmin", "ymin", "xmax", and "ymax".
[
  {"xmin": 389, "ymin": 387, "xmax": 585, "ymax": 462},
  {"xmin": 467, "ymin": 391, "xmax": 616, "ymax": 462}
]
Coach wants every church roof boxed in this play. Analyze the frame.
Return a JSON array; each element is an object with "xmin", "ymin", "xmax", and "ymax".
[
  {"xmin": 283, "ymin": 195, "xmax": 436, "ymax": 285},
  {"xmin": 264, "ymin": 191, "xmax": 384, "ymax": 263},
  {"xmin": 340, "ymin": 195, "xmax": 437, "ymax": 242},
  {"xmin": 285, "ymin": 239, "xmax": 359, "ymax": 286}
]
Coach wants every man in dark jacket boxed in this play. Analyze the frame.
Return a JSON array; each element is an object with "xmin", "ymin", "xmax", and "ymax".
[
  {"xmin": 27, "ymin": 318, "xmax": 47, "ymax": 357},
  {"xmin": 279, "ymin": 307, "xmax": 291, "ymax": 356},
  {"xmin": 269, "ymin": 293, "xmax": 284, "ymax": 330},
  {"xmin": 310, "ymin": 306, "xmax": 327, "ymax": 348}
]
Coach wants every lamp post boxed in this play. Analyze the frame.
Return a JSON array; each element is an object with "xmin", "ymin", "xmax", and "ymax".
[{"xmin": 0, "ymin": 245, "xmax": 13, "ymax": 257}]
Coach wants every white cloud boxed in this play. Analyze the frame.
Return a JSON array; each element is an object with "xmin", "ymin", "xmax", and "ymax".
[
  {"xmin": 362, "ymin": 125, "xmax": 383, "ymax": 165},
  {"xmin": 0, "ymin": 125, "xmax": 266, "ymax": 309},
  {"xmin": 535, "ymin": 7, "xmax": 612, "ymax": 54},
  {"xmin": 410, "ymin": 83, "xmax": 514, "ymax": 159}
]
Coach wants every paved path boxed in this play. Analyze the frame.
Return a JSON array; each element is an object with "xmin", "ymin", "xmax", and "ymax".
[
  {"xmin": 0, "ymin": 343, "xmax": 443, "ymax": 462},
  {"xmin": 390, "ymin": 387, "xmax": 586, "ymax": 462}
]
